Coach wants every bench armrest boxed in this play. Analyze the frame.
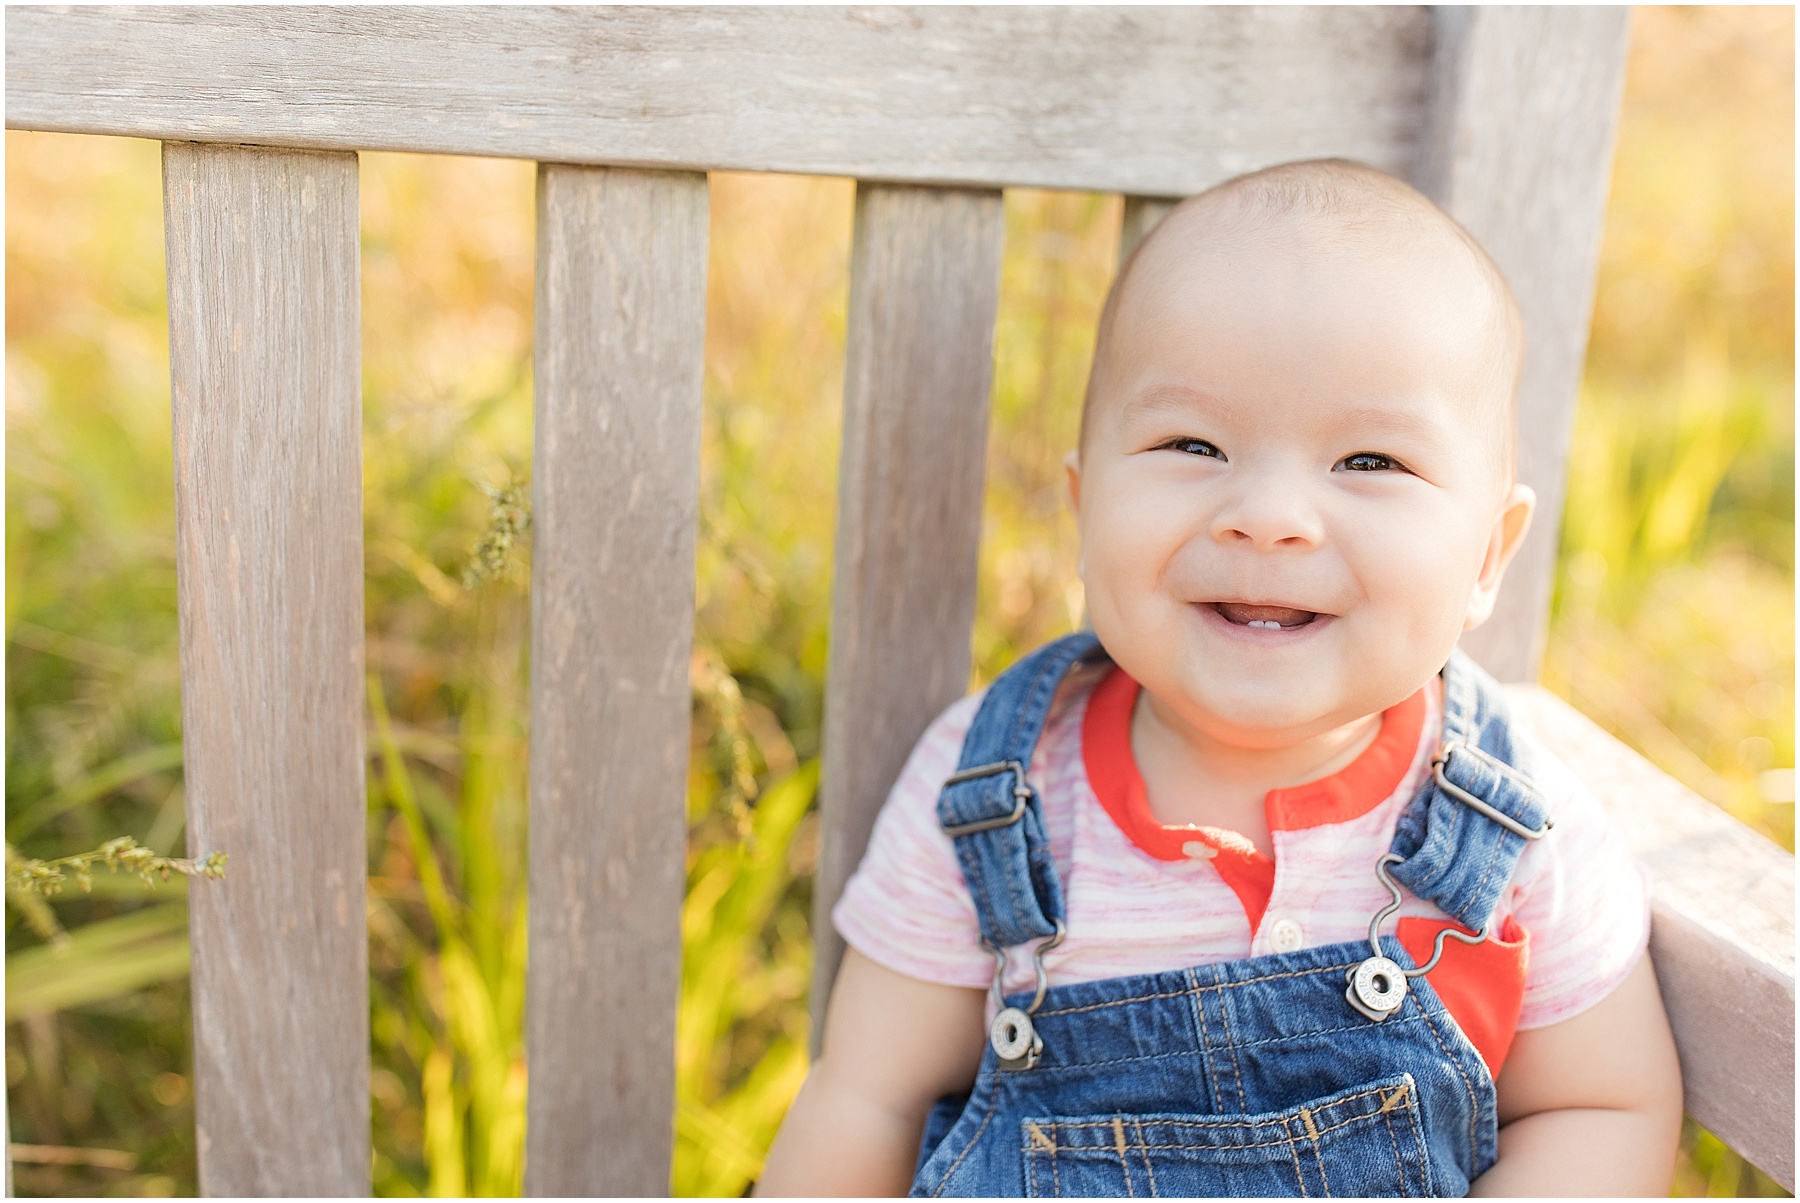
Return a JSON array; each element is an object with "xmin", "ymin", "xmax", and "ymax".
[{"xmin": 1507, "ymin": 685, "xmax": 1795, "ymax": 1190}]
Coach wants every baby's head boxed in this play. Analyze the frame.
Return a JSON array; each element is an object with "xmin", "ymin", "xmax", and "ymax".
[{"xmin": 1070, "ymin": 159, "xmax": 1535, "ymax": 748}]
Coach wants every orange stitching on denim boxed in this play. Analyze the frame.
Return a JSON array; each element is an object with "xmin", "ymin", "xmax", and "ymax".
[
  {"xmin": 1036, "ymin": 987, "xmax": 1195, "ymax": 1018},
  {"xmin": 1216, "ymin": 990, "xmax": 1249, "ymax": 1111},
  {"xmin": 1133, "ymin": 1117, "xmax": 1158, "ymax": 1198},
  {"xmin": 1112, "ymin": 1116, "xmax": 1135, "ymax": 1198},
  {"xmin": 933, "ymin": 1082, "xmax": 998, "ymax": 1198},
  {"xmin": 1020, "ymin": 1128, "xmax": 1054, "ymax": 1198},
  {"xmin": 1038, "ymin": 1084, "xmax": 1392, "ymax": 1136},
  {"xmin": 1034, "ymin": 962, "xmax": 1362, "ymax": 1020},
  {"xmin": 1301, "ymin": 1106, "xmax": 1332, "ymax": 1195},
  {"xmin": 1187, "ymin": 969, "xmax": 1226, "ymax": 1112},
  {"xmin": 1027, "ymin": 1137, "xmax": 1383, "ymax": 1153},
  {"xmin": 1380, "ymin": 1101, "xmax": 1412, "ymax": 1198},
  {"xmin": 1037, "ymin": 1101, "xmax": 1396, "ymax": 1151},
  {"xmin": 1194, "ymin": 964, "xmax": 1358, "ymax": 991},
  {"xmin": 1210, "ymin": 1014, "xmax": 1432, "ymax": 1054},
  {"xmin": 1402, "ymin": 1080, "xmax": 1430, "ymax": 1192},
  {"xmin": 1020, "ymin": 1129, "xmax": 1393, "ymax": 1154},
  {"xmin": 1022, "ymin": 1125, "xmax": 1059, "ymax": 1201},
  {"xmin": 1416, "ymin": 995, "xmax": 1482, "ymax": 1169},
  {"xmin": 1283, "ymin": 1114, "xmax": 1310, "ymax": 1197}
]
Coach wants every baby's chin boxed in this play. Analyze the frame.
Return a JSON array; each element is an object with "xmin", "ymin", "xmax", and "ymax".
[
  {"xmin": 1156, "ymin": 676, "xmax": 1372, "ymax": 748},
  {"xmin": 1105, "ymin": 632, "xmax": 1401, "ymax": 745}
]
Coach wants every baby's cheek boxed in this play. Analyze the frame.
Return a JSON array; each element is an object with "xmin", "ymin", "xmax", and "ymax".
[
  {"xmin": 1359, "ymin": 521, "xmax": 1488, "ymax": 642},
  {"xmin": 1083, "ymin": 532, "xmax": 1191, "ymax": 665},
  {"xmin": 1084, "ymin": 490, "xmax": 1192, "ymax": 594}
]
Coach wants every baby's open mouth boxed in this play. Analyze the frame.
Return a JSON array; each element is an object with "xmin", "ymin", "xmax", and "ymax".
[{"xmin": 1210, "ymin": 602, "xmax": 1319, "ymax": 630}]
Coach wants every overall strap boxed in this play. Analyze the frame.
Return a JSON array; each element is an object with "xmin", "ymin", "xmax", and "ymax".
[
  {"xmin": 936, "ymin": 631, "xmax": 1105, "ymax": 949},
  {"xmin": 1387, "ymin": 648, "xmax": 1554, "ymax": 933}
]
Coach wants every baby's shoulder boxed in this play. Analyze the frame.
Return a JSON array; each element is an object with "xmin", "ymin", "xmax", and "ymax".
[
  {"xmin": 884, "ymin": 659, "xmax": 1109, "ymax": 821},
  {"xmin": 1503, "ymin": 718, "xmax": 1644, "ymax": 893},
  {"xmin": 1512, "ymin": 719, "xmax": 1606, "ymax": 828}
]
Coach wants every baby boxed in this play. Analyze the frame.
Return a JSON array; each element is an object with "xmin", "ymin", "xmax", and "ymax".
[{"xmin": 760, "ymin": 160, "xmax": 1681, "ymax": 1197}]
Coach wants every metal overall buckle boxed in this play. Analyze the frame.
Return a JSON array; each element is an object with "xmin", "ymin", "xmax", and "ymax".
[
  {"xmin": 984, "ymin": 919, "xmax": 1065, "ymax": 1071},
  {"xmin": 1430, "ymin": 741, "xmax": 1555, "ymax": 842},
  {"xmin": 1347, "ymin": 740, "xmax": 1554, "ymax": 1021},
  {"xmin": 1346, "ymin": 854, "xmax": 1490, "ymax": 1021},
  {"xmin": 940, "ymin": 760, "xmax": 1033, "ymax": 836}
]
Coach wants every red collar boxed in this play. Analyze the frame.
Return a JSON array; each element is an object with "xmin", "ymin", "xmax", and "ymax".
[{"xmin": 1080, "ymin": 667, "xmax": 1427, "ymax": 930}]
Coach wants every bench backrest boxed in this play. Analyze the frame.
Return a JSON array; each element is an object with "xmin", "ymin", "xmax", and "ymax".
[{"xmin": 12, "ymin": 6, "xmax": 1789, "ymax": 1196}]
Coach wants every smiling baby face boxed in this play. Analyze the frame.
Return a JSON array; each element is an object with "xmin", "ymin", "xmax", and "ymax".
[{"xmin": 1071, "ymin": 160, "xmax": 1535, "ymax": 748}]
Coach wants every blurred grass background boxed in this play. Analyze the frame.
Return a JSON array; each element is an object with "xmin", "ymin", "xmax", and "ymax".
[{"xmin": 5, "ymin": 6, "xmax": 1791, "ymax": 1197}]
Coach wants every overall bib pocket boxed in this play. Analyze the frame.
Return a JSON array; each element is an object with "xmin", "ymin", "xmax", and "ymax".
[{"xmin": 1020, "ymin": 1074, "xmax": 1434, "ymax": 1198}]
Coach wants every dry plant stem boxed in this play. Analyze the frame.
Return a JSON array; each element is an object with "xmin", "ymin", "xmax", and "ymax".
[
  {"xmin": 461, "ymin": 477, "xmax": 531, "ymax": 588},
  {"xmin": 6, "ymin": 837, "xmax": 227, "ymax": 898}
]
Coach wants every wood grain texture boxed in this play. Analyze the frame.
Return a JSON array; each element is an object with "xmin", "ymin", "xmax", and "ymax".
[
  {"xmin": 9, "ymin": 7, "xmax": 1429, "ymax": 196},
  {"xmin": 809, "ymin": 185, "xmax": 1006, "ymax": 1046},
  {"xmin": 1421, "ymin": 7, "xmax": 1632, "ymax": 682},
  {"xmin": 1510, "ymin": 686, "xmax": 1795, "ymax": 1189},
  {"xmin": 163, "ymin": 142, "xmax": 368, "ymax": 1197},
  {"xmin": 525, "ymin": 165, "xmax": 708, "ymax": 1197},
  {"xmin": 1118, "ymin": 197, "xmax": 1179, "ymax": 266}
]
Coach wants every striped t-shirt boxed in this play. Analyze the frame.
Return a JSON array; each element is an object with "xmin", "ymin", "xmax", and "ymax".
[{"xmin": 833, "ymin": 660, "xmax": 1650, "ymax": 1073}]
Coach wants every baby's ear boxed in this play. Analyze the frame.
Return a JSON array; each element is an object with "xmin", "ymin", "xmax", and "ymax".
[
  {"xmin": 1464, "ymin": 483, "xmax": 1536, "ymax": 630},
  {"xmin": 1064, "ymin": 450, "xmax": 1083, "ymax": 520}
]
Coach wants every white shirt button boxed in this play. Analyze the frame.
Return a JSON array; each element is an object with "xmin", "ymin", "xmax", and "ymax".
[{"xmin": 1269, "ymin": 917, "xmax": 1305, "ymax": 953}]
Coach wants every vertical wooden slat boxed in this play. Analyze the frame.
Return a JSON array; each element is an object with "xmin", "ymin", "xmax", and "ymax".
[
  {"xmin": 1119, "ymin": 196, "xmax": 1179, "ymax": 265},
  {"xmin": 163, "ymin": 142, "xmax": 368, "ymax": 1197},
  {"xmin": 1416, "ymin": 5, "xmax": 1631, "ymax": 682},
  {"xmin": 525, "ymin": 165, "xmax": 708, "ymax": 1196},
  {"xmin": 809, "ymin": 185, "xmax": 1006, "ymax": 1047}
]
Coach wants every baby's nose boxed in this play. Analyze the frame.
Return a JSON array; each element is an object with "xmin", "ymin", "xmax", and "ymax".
[{"xmin": 1210, "ymin": 484, "xmax": 1324, "ymax": 550}]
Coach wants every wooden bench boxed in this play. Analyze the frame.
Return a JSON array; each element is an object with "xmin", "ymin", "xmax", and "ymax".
[{"xmin": 7, "ymin": 6, "xmax": 1792, "ymax": 1195}]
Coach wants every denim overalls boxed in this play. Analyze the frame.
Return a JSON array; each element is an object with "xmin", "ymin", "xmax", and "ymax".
[{"xmin": 911, "ymin": 632, "xmax": 1553, "ymax": 1198}]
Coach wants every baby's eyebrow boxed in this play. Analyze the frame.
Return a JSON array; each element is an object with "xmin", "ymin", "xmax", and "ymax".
[
  {"xmin": 1118, "ymin": 385, "xmax": 1233, "ymax": 427},
  {"xmin": 1118, "ymin": 389, "xmax": 1448, "ymax": 445},
  {"xmin": 1328, "ymin": 405, "xmax": 1450, "ymax": 444}
]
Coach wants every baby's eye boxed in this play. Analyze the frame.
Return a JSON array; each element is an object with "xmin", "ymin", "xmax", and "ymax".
[
  {"xmin": 1158, "ymin": 437, "xmax": 1227, "ymax": 461},
  {"xmin": 1337, "ymin": 452, "xmax": 1406, "ymax": 473}
]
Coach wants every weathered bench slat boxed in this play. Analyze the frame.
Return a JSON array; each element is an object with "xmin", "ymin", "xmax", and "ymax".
[
  {"xmin": 163, "ymin": 142, "xmax": 369, "ymax": 1197},
  {"xmin": 5, "ymin": 7, "xmax": 1428, "ymax": 197},
  {"xmin": 811, "ymin": 185, "xmax": 1006, "ymax": 1039},
  {"xmin": 1510, "ymin": 687, "xmax": 1796, "ymax": 1190},
  {"xmin": 1421, "ymin": 7, "xmax": 1633, "ymax": 682},
  {"xmin": 525, "ymin": 165, "xmax": 709, "ymax": 1196}
]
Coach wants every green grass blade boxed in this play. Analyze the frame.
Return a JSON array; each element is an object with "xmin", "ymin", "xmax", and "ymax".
[
  {"xmin": 369, "ymin": 674, "xmax": 464, "ymax": 941},
  {"xmin": 7, "ymin": 905, "xmax": 193, "ymax": 1019},
  {"xmin": 7, "ymin": 743, "xmax": 185, "ymax": 842},
  {"xmin": 5, "ymin": 901, "xmax": 189, "ymax": 971}
]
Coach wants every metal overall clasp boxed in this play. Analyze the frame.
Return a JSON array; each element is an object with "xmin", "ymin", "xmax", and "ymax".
[
  {"xmin": 984, "ymin": 919, "xmax": 1066, "ymax": 1071},
  {"xmin": 1347, "ymin": 741, "xmax": 1553, "ymax": 1021},
  {"xmin": 1346, "ymin": 854, "xmax": 1490, "ymax": 1021}
]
